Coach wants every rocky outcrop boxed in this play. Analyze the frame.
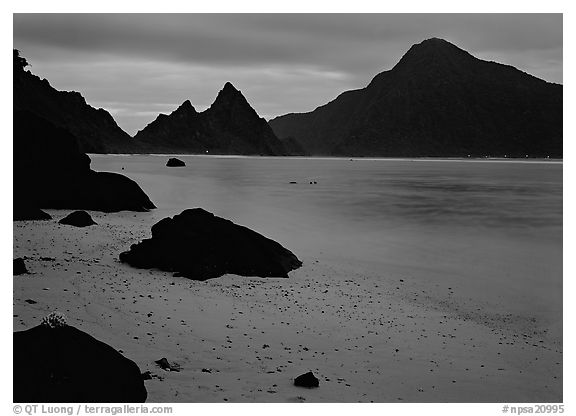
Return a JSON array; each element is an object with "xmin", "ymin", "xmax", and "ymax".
[
  {"xmin": 166, "ymin": 157, "xmax": 186, "ymax": 167},
  {"xmin": 14, "ymin": 110, "xmax": 155, "ymax": 213},
  {"xmin": 133, "ymin": 83, "xmax": 288, "ymax": 156},
  {"xmin": 13, "ymin": 50, "xmax": 135, "ymax": 154},
  {"xmin": 13, "ymin": 321, "xmax": 147, "ymax": 402},
  {"xmin": 269, "ymin": 38, "xmax": 562, "ymax": 158},
  {"xmin": 58, "ymin": 211, "xmax": 97, "ymax": 227},
  {"xmin": 119, "ymin": 208, "xmax": 302, "ymax": 280}
]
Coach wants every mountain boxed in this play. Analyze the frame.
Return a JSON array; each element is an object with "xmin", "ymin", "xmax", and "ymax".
[
  {"xmin": 269, "ymin": 38, "xmax": 563, "ymax": 157},
  {"xmin": 13, "ymin": 50, "xmax": 134, "ymax": 153},
  {"xmin": 133, "ymin": 82, "xmax": 290, "ymax": 155}
]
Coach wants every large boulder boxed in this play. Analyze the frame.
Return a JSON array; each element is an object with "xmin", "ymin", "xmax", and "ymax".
[
  {"xmin": 58, "ymin": 211, "xmax": 97, "ymax": 227},
  {"xmin": 13, "ymin": 110, "xmax": 155, "ymax": 213},
  {"xmin": 166, "ymin": 158, "xmax": 186, "ymax": 167},
  {"xmin": 294, "ymin": 371, "xmax": 319, "ymax": 388},
  {"xmin": 13, "ymin": 318, "xmax": 147, "ymax": 403},
  {"xmin": 120, "ymin": 208, "xmax": 302, "ymax": 280}
]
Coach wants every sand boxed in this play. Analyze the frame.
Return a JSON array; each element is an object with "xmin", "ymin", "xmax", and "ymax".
[{"xmin": 13, "ymin": 210, "xmax": 562, "ymax": 403}]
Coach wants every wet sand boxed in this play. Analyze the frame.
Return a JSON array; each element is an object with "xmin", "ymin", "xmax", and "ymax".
[{"xmin": 13, "ymin": 211, "xmax": 562, "ymax": 402}]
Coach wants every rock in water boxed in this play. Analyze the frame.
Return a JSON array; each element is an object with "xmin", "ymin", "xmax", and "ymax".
[
  {"xmin": 13, "ymin": 323, "xmax": 147, "ymax": 402},
  {"xmin": 59, "ymin": 211, "xmax": 97, "ymax": 227},
  {"xmin": 14, "ymin": 258, "xmax": 28, "ymax": 275},
  {"xmin": 13, "ymin": 205, "xmax": 52, "ymax": 221},
  {"xmin": 294, "ymin": 371, "xmax": 319, "ymax": 388},
  {"xmin": 119, "ymin": 208, "xmax": 302, "ymax": 280},
  {"xmin": 166, "ymin": 158, "xmax": 186, "ymax": 167}
]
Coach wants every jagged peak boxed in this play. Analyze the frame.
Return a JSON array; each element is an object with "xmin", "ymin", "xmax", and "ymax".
[
  {"xmin": 210, "ymin": 82, "xmax": 250, "ymax": 111},
  {"xmin": 222, "ymin": 82, "xmax": 239, "ymax": 94},
  {"xmin": 172, "ymin": 99, "xmax": 197, "ymax": 114}
]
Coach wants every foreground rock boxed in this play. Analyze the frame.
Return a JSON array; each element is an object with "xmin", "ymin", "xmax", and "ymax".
[
  {"xmin": 13, "ymin": 205, "xmax": 52, "ymax": 221},
  {"xmin": 13, "ymin": 316, "xmax": 147, "ymax": 403},
  {"xmin": 14, "ymin": 110, "xmax": 155, "ymax": 213},
  {"xmin": 14, "ymin": 258, "xmax": 28, "ymax": 275},
  {"xmin": 166, "ymin": 158, "xmax": 186, "ymax": 167},
  {"xmin": 120, "ymin": 208, "xmax": 302, "ymax": 280},
  {"xmin": 294, "ymin": 371, "xmax": 319, "ymax": 388},
  {"xmin": 59, "ymin": 211, "xmax": 97, "ymax": 227}
]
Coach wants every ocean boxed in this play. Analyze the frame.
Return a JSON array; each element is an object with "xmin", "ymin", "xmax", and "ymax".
[{"xmin": 91, "ymin": 155, "xmax": 562, "ymax": 340}]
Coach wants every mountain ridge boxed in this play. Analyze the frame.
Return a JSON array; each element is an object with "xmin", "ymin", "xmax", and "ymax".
[
  {"xmin": 269, "ymin": 38, "xmax": 562, "ymax": 157},
  {"xmin": 13, "ymin": 50, "xmax": 135, "ymax": 154}
]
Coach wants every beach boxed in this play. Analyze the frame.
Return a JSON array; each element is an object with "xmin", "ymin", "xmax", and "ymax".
[{"xmin": 13, "ymin": 156, "xmax": 563, "ymax": 402}]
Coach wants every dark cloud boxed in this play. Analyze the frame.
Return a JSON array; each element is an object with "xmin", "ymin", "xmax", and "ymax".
[{"xmin": 13, "ymin": 14, "xmax": 562, "ymax": 135}]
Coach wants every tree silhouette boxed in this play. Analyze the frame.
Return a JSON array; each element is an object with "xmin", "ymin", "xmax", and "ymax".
[{"xmin": 14, "ymin": 49, "xmax": 29, "ymax": 71}]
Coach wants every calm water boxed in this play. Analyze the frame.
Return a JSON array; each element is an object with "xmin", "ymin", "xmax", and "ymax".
[{"xmin": 92, "ymin": 156, "xmax": 562, "ymax": 330}]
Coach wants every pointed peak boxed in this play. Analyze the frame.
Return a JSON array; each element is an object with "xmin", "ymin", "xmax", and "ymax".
[
  {"xmin": 179, "ymin": 99, "xmax": 194, "ymax": 110},
  {"xmin": 393, "ymin": 37, "xmax": 473, "ymax": 70},
  {"xmin": 222, "ymin": 82, "xmax": 239, "ymax": 93},
  {"xmin": 211, "ymin": 82, "xmax": 247, "ymax": 110},
  {"xmin": 215, "ymin": 82, "xmax": 242, "ymax": 100},
  {"xmin": 173, "ymin": 99, "xmax": 196, "ymax": 114}
]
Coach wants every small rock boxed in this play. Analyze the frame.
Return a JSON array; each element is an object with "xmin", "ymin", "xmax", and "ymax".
[
  {"xmin": 14, "ymin": 258, "xmax": 28, "ymax": 275},
  {"xmin": 155, "ymin": 357, "xmax": 180, "ymax": 372}
]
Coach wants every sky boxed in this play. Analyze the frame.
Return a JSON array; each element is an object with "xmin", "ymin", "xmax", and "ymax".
[{"xmin": 13, "ymin": 14, "xmax": 563, "ymax": 136}]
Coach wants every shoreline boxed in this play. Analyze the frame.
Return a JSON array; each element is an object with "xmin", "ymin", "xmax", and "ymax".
[
  {"xmin": 88, "ymin": 154, "xmax": 563, "ymax": 164},
  {"xmin": 13, "ymin": 210, "xmax": 562, "ymax": 402}
]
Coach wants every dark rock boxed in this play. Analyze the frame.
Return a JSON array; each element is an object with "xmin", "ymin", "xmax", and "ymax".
[
  {"xmin": 14, "ymin": 258, "xmax": 28, "ymax": 275},
  {"xmin": 59, "ymin": 211, "xmax": 97, "ymax": 227},
  {"xmin": 13, "ymin": 206, "xmax": 52, "ymax": 221},
  {"xmin": 25, "ymin": 299, "xmax": 37, "ymax": 304},
  {"xmin": 294, "ymin": 371, "xmax": 319, "ymax": 388},
  {"xmin": 13, "ymin": 323, "xmax": 147, "ymax": 402},
  {"xmin": 269, "ymin": 38, "xmax": 562, "ymax": 158},
  {"xmin": 155, "ymin": 358, "xmax": 180, "ymax": 372},
  {"xmin": 166, "ymin": 158, "xmax": 186, "ymax": 167},
  {"xmin": 120, "ymin": 208, "xmax": 302, "ymax": 280},
  {"xmin": 14, "ymin": 49, "xmax": 133, "ymax": 154},
  {"xmin": 141, "ymin": 371, "xmax": 152, "ymax": 380},
  {"xmin": 133, "ymin": 83, "xmax": 288, "ymax": 156},
  {"xmin": 14, "ymin": 110, "xmax": 155, "ymax": 213}
]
